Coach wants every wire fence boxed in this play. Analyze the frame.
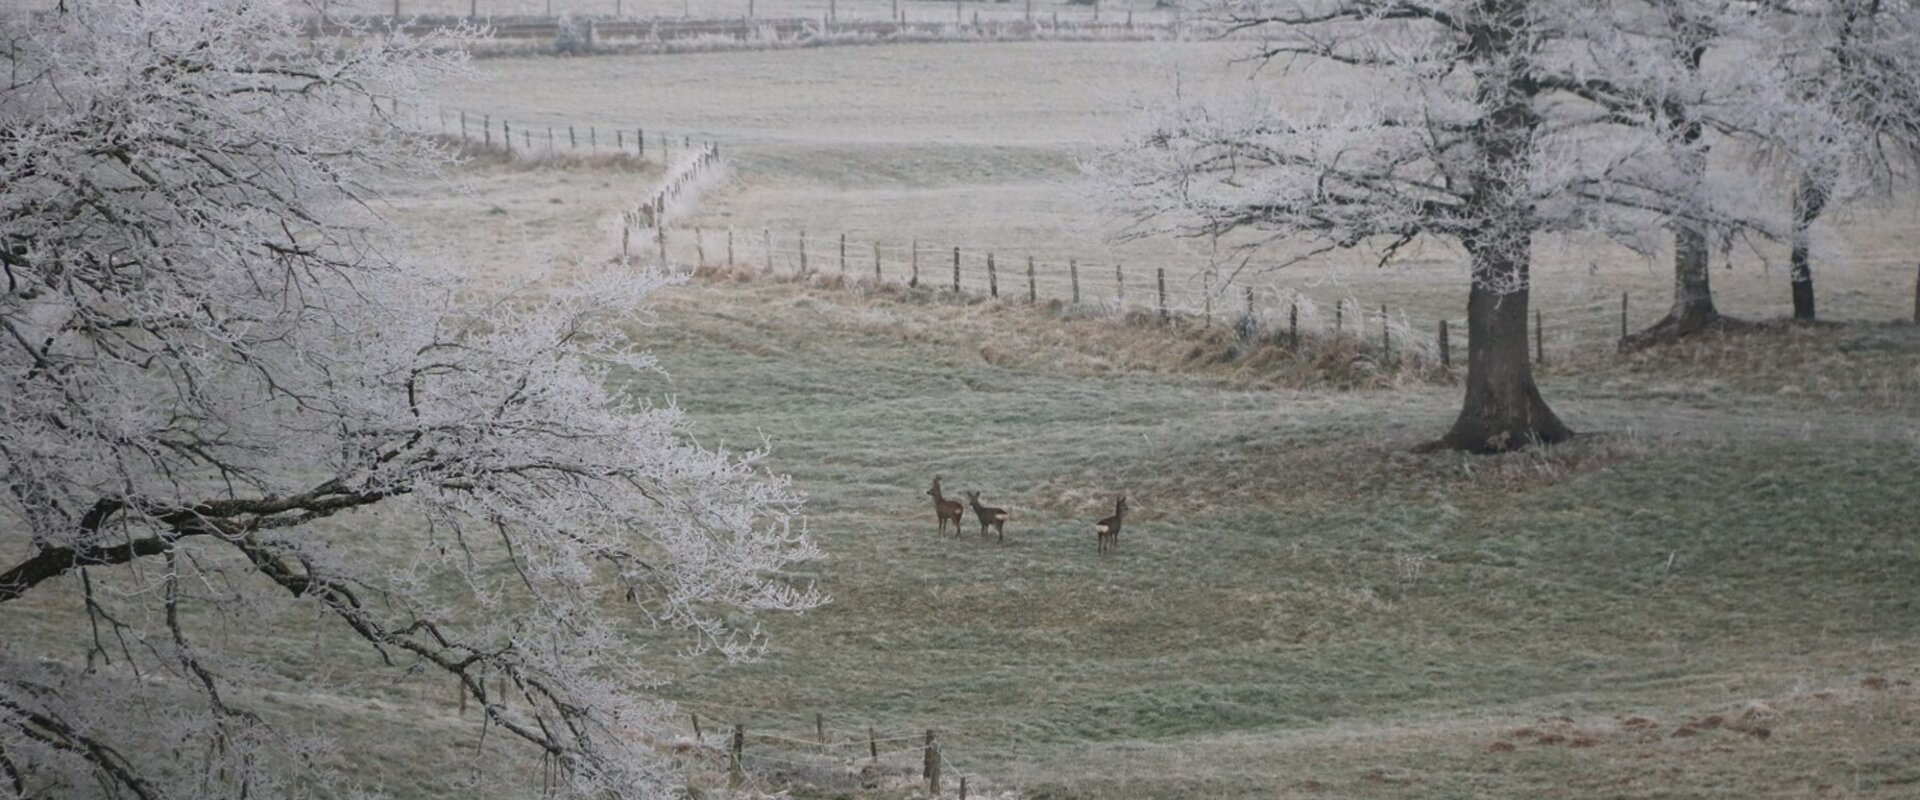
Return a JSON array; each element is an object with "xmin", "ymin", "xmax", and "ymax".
[
  {"xmin": 645, "ymin": 224, "xmax": 1674, "ymax": 368},
  {"xmin": 664, "ymin": 696, "xmax": 990, "ymax": 798},
  {"xmin": 298, "ymin": 2, "xmax": 1215, "ymax": 56}
]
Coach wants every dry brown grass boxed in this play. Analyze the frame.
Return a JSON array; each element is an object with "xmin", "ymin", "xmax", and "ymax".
[{"xmin": 686, "ymin": 262, "xmax": 1457, "ymax": 392}]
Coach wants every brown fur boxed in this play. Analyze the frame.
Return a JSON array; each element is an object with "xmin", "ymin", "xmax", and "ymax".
[
  {"xmin": 1095, "ymin": 495, "xmax": 1127, "ymax": 553},
  {"xmin": 928, "ymin": 477, "xmax": 965, "ymax": 537},
  {"xmin": 963, "ymin": 491, "xmax": 1009, "ymax": 542}
]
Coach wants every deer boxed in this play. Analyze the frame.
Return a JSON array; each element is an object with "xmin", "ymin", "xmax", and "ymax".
[
  {"xmin": 1094, "ymin": 495, "xmax": 1127, "ymax": 554},
  {"xmin": 962, "ymin": 490, "xmax": 1009, "ymax": 542},
  {"xmin": 928, "ymin": 476, "xmax": 965, "ymax": 537}
]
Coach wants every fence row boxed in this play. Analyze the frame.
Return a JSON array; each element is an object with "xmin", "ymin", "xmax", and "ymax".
[
  {"xmin": 448, "ymin": 675, "xmax": 989, "ymax": 796},
  {"xmin": 676, "ymin": 700, "xmax": 985, "ymax": 798},
  {"xmin": 308, "ymin": 0, "xmax": 1188, "ymax": 32},
  {"xmin": 646, "ymin": 227, "xmax": 1675, "ymax": 367}
]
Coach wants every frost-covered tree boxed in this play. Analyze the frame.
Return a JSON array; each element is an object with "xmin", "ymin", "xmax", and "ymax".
[
  {"xmin": 0, "ymin": 1, "xmax": 821, "ymax": 797},
  {"xmin": 1763, "ymin": 0, "xmax": 1920, "ymax": 321},
  {"xmin": 1093, "ymin": 0, "xmax": 1807, "ymax": 450}
]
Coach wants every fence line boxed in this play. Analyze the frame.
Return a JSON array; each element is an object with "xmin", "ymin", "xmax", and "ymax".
[
  {"xmin": 305, "ymin": 10, "xmax": 1218, "ymax": 57},
  {"xmin": 658, "ymin": 703, "xmax": 997, "ymax": 798},
  {"xmin": 659, "ymin": 226, "xmax": 1666, "ymax": 366}
]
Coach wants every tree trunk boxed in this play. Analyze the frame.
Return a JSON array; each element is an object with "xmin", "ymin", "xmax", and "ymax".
[
  {"xmin": 1672, "ymin": 218, "xmax": 1719, "ymax": 330},
  {"xmin": 1788, "ymin": 170, "xmax": 1827, "ymax": 321},
  {"xmin": 1438, "ymin": 0, "xmax": 1571, "ymax": 453},
  {"xmin": 1443, "ymin": 240, "xmax": 1574, "ymax": 453}
]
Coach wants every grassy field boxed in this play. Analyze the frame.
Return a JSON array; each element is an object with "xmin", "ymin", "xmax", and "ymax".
[
  {"xmin": 604, "ymin": 266, "xmax": 1920, "ymax": 798},
  {"xmin": 432, "ymin": 42, "xmax": 1920, "ymax": 351},
  {"xmin": 4, "ymin": 33, "xmax": 1919, "ymax": 800},
  {"xmin": 412, "ymin": 41, "xmax": 1920, "ymax": 795}
]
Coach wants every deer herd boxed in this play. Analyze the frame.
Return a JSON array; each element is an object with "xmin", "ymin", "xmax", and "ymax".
[{"xmin": 926, "ymin": 476, "xmax": 1127, "ymax": 553}]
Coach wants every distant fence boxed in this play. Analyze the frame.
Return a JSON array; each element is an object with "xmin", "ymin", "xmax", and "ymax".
[
  {"xmin": 678, "ymin": 701, "xmax": 987, "ymax": 798},
  {"xmin": 448, "ymin": 679, "xmax": 991, "ymax": 795},
  {"xmin": 303, "ymin": 9, "xmax": 1216, "ymax": 54},
  {"xmin": 645, "ymin": 225, "xmax": 1663, "ymax": 368}
]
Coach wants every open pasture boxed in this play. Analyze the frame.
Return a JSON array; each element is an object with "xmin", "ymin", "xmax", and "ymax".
[
  {"xmin": 6, "ymin": 20, "xmax": 1916, "ymax": 799},
  {"xmin": 368, "ymin": 140, "xmax": 1920, "ymax": 796},
  {"xmin": 437, "ymin": 41, "xmax": 1920, "ymax": 353}
]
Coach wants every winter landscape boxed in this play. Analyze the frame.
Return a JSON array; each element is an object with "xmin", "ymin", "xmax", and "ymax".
[{"xmin": 3, "ymin": 1, "xmax": 1919, "ymax": 798}]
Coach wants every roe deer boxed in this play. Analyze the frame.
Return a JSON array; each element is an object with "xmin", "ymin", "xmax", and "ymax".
[
  {"xmin": 963, "ymin": 491, "xmax": 1009, "ymax": 541},
  {"xmin": 928, "ymin": 476, "xmax": 965, "ymax": 537},
  {"xmin": 1094, "ymin": 495, "xmax": 1127, "ymax": 553}
]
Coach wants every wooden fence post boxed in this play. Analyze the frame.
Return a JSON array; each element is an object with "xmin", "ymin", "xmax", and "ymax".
[
  {"xmin": 569, "ymin": 125, "xmax": 576, "ymax": 148},
  {"xmin": 924, "ymin": 730, "xmax": 941, "ymax": 795},
  {"xmin": 815, "ymin": 712, "xmax": 825, "ymax": 745},
  {"xmin": 483, "ymin": 114, "xmax": 490, "ymax": 146},
  {"xmin": 1335, "ymin": 299, "xmax": 1344, "ymax": 333},
  {"xmin": 691, "ymin": 712, "xmax": 703, "ymax": 742},
  {"xmin": 988, "ymin": 253, "xmax": 998, "ymax": 298},
  {"xmin": 456, "ymin": 677, "xmax": 466, "ymax": 715},
  {"xmin": 656, "ymin": 225, "xmax": 666, "ymax": 263},
  {"xmin": 1535, "ymin": 308, "xmax": 1545, "ymax": 366},
  {"xmin": 839, "ymin": 233, "xmax": 848, "ymax": 274},
  {"xmin": 1027, "ymin": 256, "xmax": 1037, "ymax": 303},
  {"xmin": 763, "ymin": 229, "xmax": 773, "ymax": 273},
  {"xmin": 874, "ymin": 242, "xmax": 883, "ymax": 283},
  {"xmin": 617, "ymin": 129, "xmax": 624, "ymax": 151},
  {"xmin": 459, "ymin": 110, "xmax": 468, "ymax": 140},
  {"xmin": 729, "ymin": 724, "xmax": 744, "ymax": 788},
  {"xmin": 1070, "ymin": 259, "xmax": 1080, "ymax": 304},
  {"xmin": 1289, "ymin": 300, "xmax": 1299, "ymax": 349},
  {"xmin": 799, "ymin": 231, "xmax": 809, "ymax": 274},
  {"xmin": 1202, "ymin": 274, "xmax": 1212, "ymax": 327},
  {"xmin": 637, "ymin": 128, "xmax": 645, "ymax": 159},
  {"xmin": 1439, "ymin": 319, "xmax": 1450, "ymax": 366},
  {"xmin": 1381, "ymin": 304, "xmax": 1389, "ymax": 356},
  {"xmin": 695, "ymin": 228, "xmax": 706, "ymax": 266},
  {"xmin": 911, "ymin": 240, "xmax": 920, "ymax": 287},
  {"xmin": 621, "ymin": 220, "xmax": 630, "ymax": 260},
  {"xmin": 1912, "ymin": 263, "xmax": 1918, "ymax": 323},
  {"xmin": 590, "ymin": 126, "xmax": 597, "ymax": 151},
  {"xmin": 503, "ymin": 120, "xmax": 512, "ymax": 155},
  {"xmin": 1157, "ymin": 268, "xmax": 1169, "ymax": 323},
  {"xmin": 952, "ymin": 247, "xmax": 961, "ymax": 293},
  {"xmin": 961, "ymin": 775, "xmax": 969, "ymax": 800},
  {"xmin": 1621, "ymin": 291, "xmax": 1629, "ymax": 344},
  {"xmin": 727, "ymin": 229, "xmax": 735, "ymax": 266},
  {"xmin": 1115, "ymin": 264, "xmax": 1125, "ymax": 307}
]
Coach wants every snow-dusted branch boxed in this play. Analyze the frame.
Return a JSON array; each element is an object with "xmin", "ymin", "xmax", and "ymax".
[{"xmin": 1, "ymin": 1, "xmax": 823, "ymax": 797}]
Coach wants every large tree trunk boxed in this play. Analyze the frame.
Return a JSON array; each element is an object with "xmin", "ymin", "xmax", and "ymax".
[
  {"xmin": 1672, "ymin": 219, "xmax": 1719, "ymax": 330},
  {"xmin": 1438, "ymin": 0, "xmax": 1572, "ymax": 453},
  {"xmin": 1443, "ymin": 240, "xmax": 1574, "ymax": 453},
  {"xmin": 1788, "ymin": 170, "xmax": 1827, "ymax": 321}
]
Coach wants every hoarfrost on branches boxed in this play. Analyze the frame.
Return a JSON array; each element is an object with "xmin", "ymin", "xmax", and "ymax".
[{"xmin": 0, "ymin": 0, "xmax": 823, "ymax": 796}]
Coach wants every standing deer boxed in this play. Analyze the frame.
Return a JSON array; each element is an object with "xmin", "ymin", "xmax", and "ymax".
[
  {"xmin": 963, "ymin": 491, "xmax": 1009, "ymax": 541},
  {"xmin": 928, "ymin": 476, "xmax": 965, "ymax": 537},
  {"xmin": 1094, "ymin": 495, "xmax": 1127, "ymax": 553}
]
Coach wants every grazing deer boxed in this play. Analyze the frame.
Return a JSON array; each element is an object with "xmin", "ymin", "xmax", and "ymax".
[
  {"xmin": 1094, "ymin": 495, "xmax": 1127, "ymax": 553},
  {"xmin": 963, "ymin": 491, "xmax": 1009, "ymax": 541},
  {"xmin": 928, "ymin": 476, "xmax": 965, "ymax": 537}
]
